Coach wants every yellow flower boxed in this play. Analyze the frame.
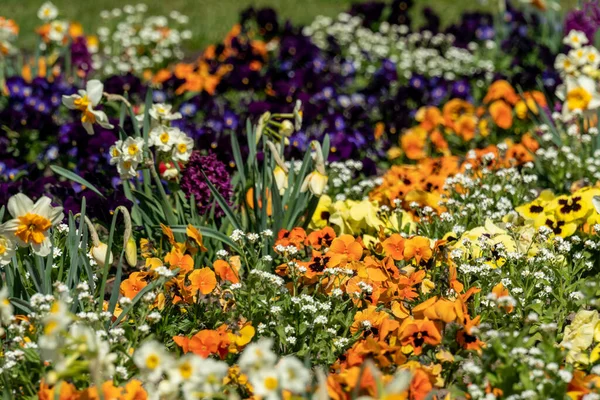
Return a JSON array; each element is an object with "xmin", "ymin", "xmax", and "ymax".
[
  {"xmin": 515, "ymin": 190, "xmax": 554, "ymax": 221},
  {"xmin": 534, "ymin": 212, "xmax": 578, "ymax": 238},
  {"xmin": 560, "ymin": 309, "xmax": 599, "ymax": 365},
  {"xmin": 309, "ymin": 195, "xmax": 333, "ymax": 230},
  {"xmin": 301, "ymin": 170, "xmax": 328, "ymax": 196},
  {"xmin": 548, "ymin": 194, "xmax": 590, "ymax": 222}
]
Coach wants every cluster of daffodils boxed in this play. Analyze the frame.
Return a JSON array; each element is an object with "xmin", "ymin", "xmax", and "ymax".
[
  {"xmin": 556, "ymin": 30, "xmax": 600, "ymax": 116},
  {"xmin": 94, "ymin": 4, "xmax": 191, "ymax": 75},
  {"xmin": 36, "ymin": 2, "xmax": 71, "ymax": 47},
  {"xmin": 110, "ymin": 103, "xmax": 193, "ymax": 180},
  {"xmin": 0, "ymin": 193, "xmax": 63, "ymax": 263},
  {"xmin": 305, "ymin": 13, "xmax": 495, "ymax": 82},
  {"xmin": 0, "ymin": 17, "xmax": 18, "ymax": 56}
]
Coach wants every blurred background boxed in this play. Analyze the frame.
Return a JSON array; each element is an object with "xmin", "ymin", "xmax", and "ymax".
[{"xmin": 6, "ymin": 0, "xmax": 577, "ymax": 51}]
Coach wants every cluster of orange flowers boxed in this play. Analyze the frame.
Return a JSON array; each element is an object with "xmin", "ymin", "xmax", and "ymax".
[
  {"xmin": 392, "ymin": 80, "xmax": 545, "ymax": 161},
  {"xmin": 272, "ymin": 227, "xmax": 490, "ymax": 399},
  {"xmin": 38, "ymin": 379, "xmax": 147, "ymax": 400},
  {"xmin": 150, "ymin": 24, "xmax": 268, "ymax": 94}
]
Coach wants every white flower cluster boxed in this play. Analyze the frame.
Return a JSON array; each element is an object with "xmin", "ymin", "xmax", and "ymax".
[
  {"xmin": 36, "ymin": 2, "xmax": 69, "ymax": 47},
  {"xmin": 93, "ymin": 4, "xmax": 191, "ymax": 75},
  {"xmin": 305, "ymin": 13, "xmax": 495, "ymax": 82},
  {"xmin": 109, "ymin": 103, "xmax": 193, "ymax": 179}
]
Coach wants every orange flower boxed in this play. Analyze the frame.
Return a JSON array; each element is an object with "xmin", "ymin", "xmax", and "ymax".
[
  {"xmin": 38, "ymin": 380, "xmax": 79, "ymax": 400},
  {"xmin": 213, "ymin": 259, "xmax": 240, "ymax": 284},
  {"xmin": 151, "ymin": 69, "xmax": 172, "ymax": 84},
  {"xmin": 188, "ymin": 267, "xmax": 217, "ymax": 295},
  {"xmin": 328, "ymin": 234, "xmax": 363, "ymax": 267},
  {"xmin": 164, "ymin": 248, "xmax": 194, "ymax": 275},
  {"xmin": 306, "ymin": 226, "xmax": 336, "ymax": 250},
  {"xmin": 382, "ymin": 234, "xmax": 405, "ymax": 261},
  {"xmin": 79, "ymin": 381, "xmax": 123, "ymax": 400},
  {"xmin": 398, "ymin": 318, "xmax": 442, "ymax": 355},
  {"xmin": 520, "ymin": 132, "xmax": 539, "ymax": 152},
  {"xmin": 448, "ymin": 265, "xmax": 464, "ymax": 293},
  {"xmin": 442, "ymin": 99, "xmax": 474, "ymax": 129},
  {"xmin": 489, "ymin": 100, "xmax": 513, "ymax": 130},
  {"xmin": 350, "ymin": 305, "xmax": 389, "ymax": 335},
  {"xmin": 455, "ymin": 115, "xmax": 477, "ymax": 141},
  {"xmin": 188, "ymin": 330, "xmax": 220, "ymax": 357},
  {"xmin": 186, "ymin": 224, "xmax": 208, "ymax": 254},
  {"xmin": 401, "ymin": 128, "xmax": 427, "ymax": 160},
  {"xmin": 416, "ymin": 106, "xmax": 443, "ymax": 131},
  {"xmin": 504, "ymin": 143, "xmax": 534, "ymax": 166},
  {"xmin": 160, "ymin": 223, "xmax": 176, "ymax": 245},
  {"xmin": 456, "ymin": 315, "xmax": 484, "ymax": 353},
  {"xmin": 483, "ymin": 80, "xmax": 519, "ymax": 105},
  {"xmin": 123, "ymin": 380, "xmax": 147, "ymax": 400},
  {"xmin": 403, "ymin": 237, "xmax": 432, "ymax": 265},
  {"xmin": 275, "ymin": 227, "xmax": 306, "ymax": 249},
  {"xmin": 120, "ymin": 272, "xmax": 147, "ymax": 300},
  {"xmin": 246, "ymin": 187, "xmax": 273, "ymax": 216},
  {"xmin": 491, "ymin": 283, "xmax": 513, "ymax": 313},
  {"xmin": 409, "ymin": 369, "xmax": 434, "ymax": 400}
]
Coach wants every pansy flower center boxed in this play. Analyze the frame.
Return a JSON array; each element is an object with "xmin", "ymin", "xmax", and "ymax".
[{"xmin": 15, "ymin": 213, "xmax": 52, "ymax": 244}]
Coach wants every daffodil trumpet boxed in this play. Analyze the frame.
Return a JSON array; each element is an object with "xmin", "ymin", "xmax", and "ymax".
[
  {"xmin": 301, "ymin": 141, "xmax": 328, "ymax": 197},
  {"xmin": 74, "ymin": 214, "xmax": 114, "ymax": 268},
  {"xmin": 266, "ymin": 141, "xmax": 289, "ymax": 195}
]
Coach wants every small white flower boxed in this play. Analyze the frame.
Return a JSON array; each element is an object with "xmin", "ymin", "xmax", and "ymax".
[
  {"xmin": 38, "ymin": 2, "xmax": 58, "ymax": 21},
  {"xmin": 171, "ymin": 132, "xmax": 194, "ymax": 162},
  {"xmin": 563, "ymin": 30, "xmax": 588, "ymax": 49}
]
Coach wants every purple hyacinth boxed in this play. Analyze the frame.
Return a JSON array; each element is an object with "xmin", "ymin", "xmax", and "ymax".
[
  {"xmin": 180, "ymin": 152, "xmax": 233, "ymax": 217},
  {"xmin": 565, "ymin": 1, "xmax": 600, "ymax": 42}
]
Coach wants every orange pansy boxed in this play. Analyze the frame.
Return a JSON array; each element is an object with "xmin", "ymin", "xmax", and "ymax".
[{"xmin": 188, "ymin": 267, "xmax": 217, "ymax": 295}]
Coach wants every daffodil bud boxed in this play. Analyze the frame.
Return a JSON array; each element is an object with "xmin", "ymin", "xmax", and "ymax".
[
  {"xmin": 273, "ymin": 165, "xmax": 288, "ymax": 195},
  {"xmin": 255, "ymin": 112, "xmax": 271, "ymax": 144},
  {"xmin": 301, "ymin": 170, "xmax": 328, "ymax": 197},
  {"xmin": 91, "ymin": 242, "xmax": 114, "ymax": 267},
  {"xmin": 125, "ymin": 237, "xmax": 138, "ymax": 267},
  {"xmin": 279, "ymin": 120, "xmax": 295, "ymax": 137}
]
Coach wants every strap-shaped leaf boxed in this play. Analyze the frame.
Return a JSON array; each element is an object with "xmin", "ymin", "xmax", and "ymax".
[{"xmin": 50, "ymin": 166, "xmax": 105, "ymax": 198}]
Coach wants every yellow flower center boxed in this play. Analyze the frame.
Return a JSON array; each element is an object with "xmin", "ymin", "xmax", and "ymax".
[
  {"xmin": 43, "ymin": 9, "xmax": 50, "ymax": 16},
  {"xmin": 264, "ymin": 376, "xmax": 278, "ymax": 391},
  {"xmin": 567, "ymin": 87, "xmax": 592, "ymax": 111},
  {"xmin": 44, "ymin": 320, "xmax": 59, "ymax": 335},
  {"xmin": 179, "ymin": 362, "xmax": 192, "ymax": 379},
  {"xmin": 0, "ymin": 241, "xmax": 5, "ymax": 255},
  {"xmin": 81, "ymin": 108, "xmax": 97, "ymax": 125},
  {"xmin": 128, "ymin": 144, "xmax": 139, "ymax": 156},
  {"xmin": 73, "ymin": 95, "xmax": 90, "ymax": 112},
  {"xmin": 145, "ymin": 354, "xmax": 160, "ymax": 370},
  {"xmin": 111, "ymin": 148, "xmax": 120, "ymax": 157},
  {"xmin": 15, "ymin": 213, "xmax": 52, "ymax": 244},
  {"xmin": 123, "ymin": 161, "xmax": 132, "ymax": 170},
  {"xmin": 177, "ymin": 143, "xmax": 187, "ymax": 153},
  {"xmin": 160, "ymin": 132, "xmax": 170, "ymax": 143}
]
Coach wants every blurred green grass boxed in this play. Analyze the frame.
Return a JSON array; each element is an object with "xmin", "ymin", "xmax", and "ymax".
[{"xmin": 5, "ymin": 0, "xmax": 577, "ymax": 52}]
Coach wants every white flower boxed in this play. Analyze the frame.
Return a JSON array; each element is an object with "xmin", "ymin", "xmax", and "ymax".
[
  {"xmin": 195, "ymin": 358, "xmax": 229, "ymax": 395},
  {"xmin": 239, "ymin": 338, "xmax": 277, "ymax": 372},
  {"xmin": 564, "ymin": 75, "xmax": 600, "ymax": 114},
  {"xmin": 150, "ymin": 126, "xmax": 179, "ymax": 152},
  {"xmin": 121, "ymin": 137, "xmax": 145, "ymax": 163},
  {"xmin": 38, "ymin": 2, "xmax": 58, "ymax": 21},
  {"xmin": 250, "ymin": 368, "xmax": 280, "ymax": 400},
  {"xmin": 168, "ymin": 354, "xmax": 204, "ymax": 385},
  {"xmin": 48, "ymin": 20, "xmax": 69, "ymax": 43},
  {"xmin": 0, "ymin": 225, "xmax": 16, "ymax": 266},
  {"xmin": 584, "ymin": 46, "xmax": 600, "ymax": 67},
  {"xmin": 62, "ymin": 80, "xmax": 114, "ymax": 135},
  {"xmin": 301, "ymin": 170, "xmax": 328, "ymax": 196},
  {"xmin": 117, "ymin": 158, "xmax": 138, "ymax": 179},
  {"xmin": 133, "ymin": 340, "xmax": 173, "ymax": 382},
  {"xmin": 563, "ymin": 30, "xmax": 588, "ymax": 49},
  {"xmin": 3, "ymin": 194, "xmax": 63, "ymax": 257},
  {"xmin": 171, "ymin": 133, "xmax": 194, "ymax": 162},
  {"xmin": 109, "ymin": 140, "xmax": 123, "ymax": 165},
  {"xmin": 277, "ymin": 357, "xmax": 311, "ymax": 393},
  {"xmin": 0, "ymin": 287, "xmax": 13, "ymax": 325},
  {"xmin": 148, "ymin": 103, "xmax": 182, "ymax": 122}
]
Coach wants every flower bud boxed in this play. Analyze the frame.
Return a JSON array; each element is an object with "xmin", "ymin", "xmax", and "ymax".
[
  {"xmin": 91, "ymin": 242, "xmax": 114, "ymax": 267},
  {"xmin": 125, "ymin": 237, "xmax": 138, "ymax": 267}
]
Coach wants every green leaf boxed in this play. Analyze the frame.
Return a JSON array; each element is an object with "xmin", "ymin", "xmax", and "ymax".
[
  {"xmin": 200, "ymin": 168, "xmax": 242, "ymax": 230},
  {"xmin": 50, "ymin": 166, "xmax": 105, "ymax": 198}
]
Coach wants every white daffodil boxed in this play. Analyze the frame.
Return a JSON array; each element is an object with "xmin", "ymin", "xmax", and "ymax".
[
  {"xmin": 3, "ymin": 194, "xmax": 63, "ymax": 257},
  {"xmin": 134, "ymin": 340, "xmax": 174, "ymax": 382},
  {"xmin": 121, "ymin": 137, "xmax": 145, "ymax": 163},
  {"xmin": 250, "ymin": 368, "xmax": 280, "ymax": 400},
  {"xmin": 239, "ymin": 338, "xmax": 277, "ymax": 373},
  {"xmin": 0, "ymin": 225, "xmax": 16, "ymax": 266},
  {"xmin": 0, "ymin": 286, "xmax": 13, "ymax": 326},
  {"xmin": 117, "ymin": 158, "xmax": 138, "ymax": 179},
  {"xmin": 569, "ymin": 47, "xmax": 588, "ymax": 66},
  {"xmin": 277, "ymin": 357, "xmax": 311, "ymax": 394},
  {"xmin": 563, "ymin": 30, "xmax": 588, "ymax": 49},
  {"xmin": 168, "ymin": 354, "xmax": 204, "ymax": 385},
  {"xmin": 150, "ymin": 126, "xmax": 178, "ymax": 152},
  {"xmin": 108, "ymin": 140, "xmax": 123, "ymax": 165},
  {"xmin": 48, "ymin": 20, "xmax": 69, "ymax": 43},
  {"xmin": 554, "ymin": 54, "xmax": 577, "ymax": 75},
  {"xmin": 194, "ymin": 358, "xmax": 229, "ymax": 396},
  {"xmin": 564, "ymin": 75, "xmax": 600, "ymax": 114},
  {"xmin": 149, "ymin": 103, "xmax": 182, "ymax": 122},
  {"xmin": 584, "ymin": 46, "xmax": 600, "ymax": 68},
  {"xmin": 171, "ymin": 132, "xmax": 194, "ymax": 162},
  {"xmin": 62, "ymin": 80, "xmax": 114, "ymax": 135},
  {"xmin": 301, "ymin": 141, "xmax": 328, "ymax": 197},
  {"xmin": 38, "ymin": 2, "xmax": 58, "ymax": 21}
]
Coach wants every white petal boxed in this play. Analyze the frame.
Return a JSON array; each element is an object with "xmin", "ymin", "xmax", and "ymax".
[
  {"xmin": 7, "ymin": 193, "xmax": 34, "ymax": 218},
  {"xmin": 32, "ymin": 238, "xmax": 52, "ymax": 257},
  {"xmin": 61, "ymin": 94, "xmax": 78, "ymax": 109},
  {"xmin": 83, "ymin": 121, "xmax": 94, "ymax": 135},
  {"xmin": 86, "ymin": 80, "xmax": 104, "ymax": 106}
]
